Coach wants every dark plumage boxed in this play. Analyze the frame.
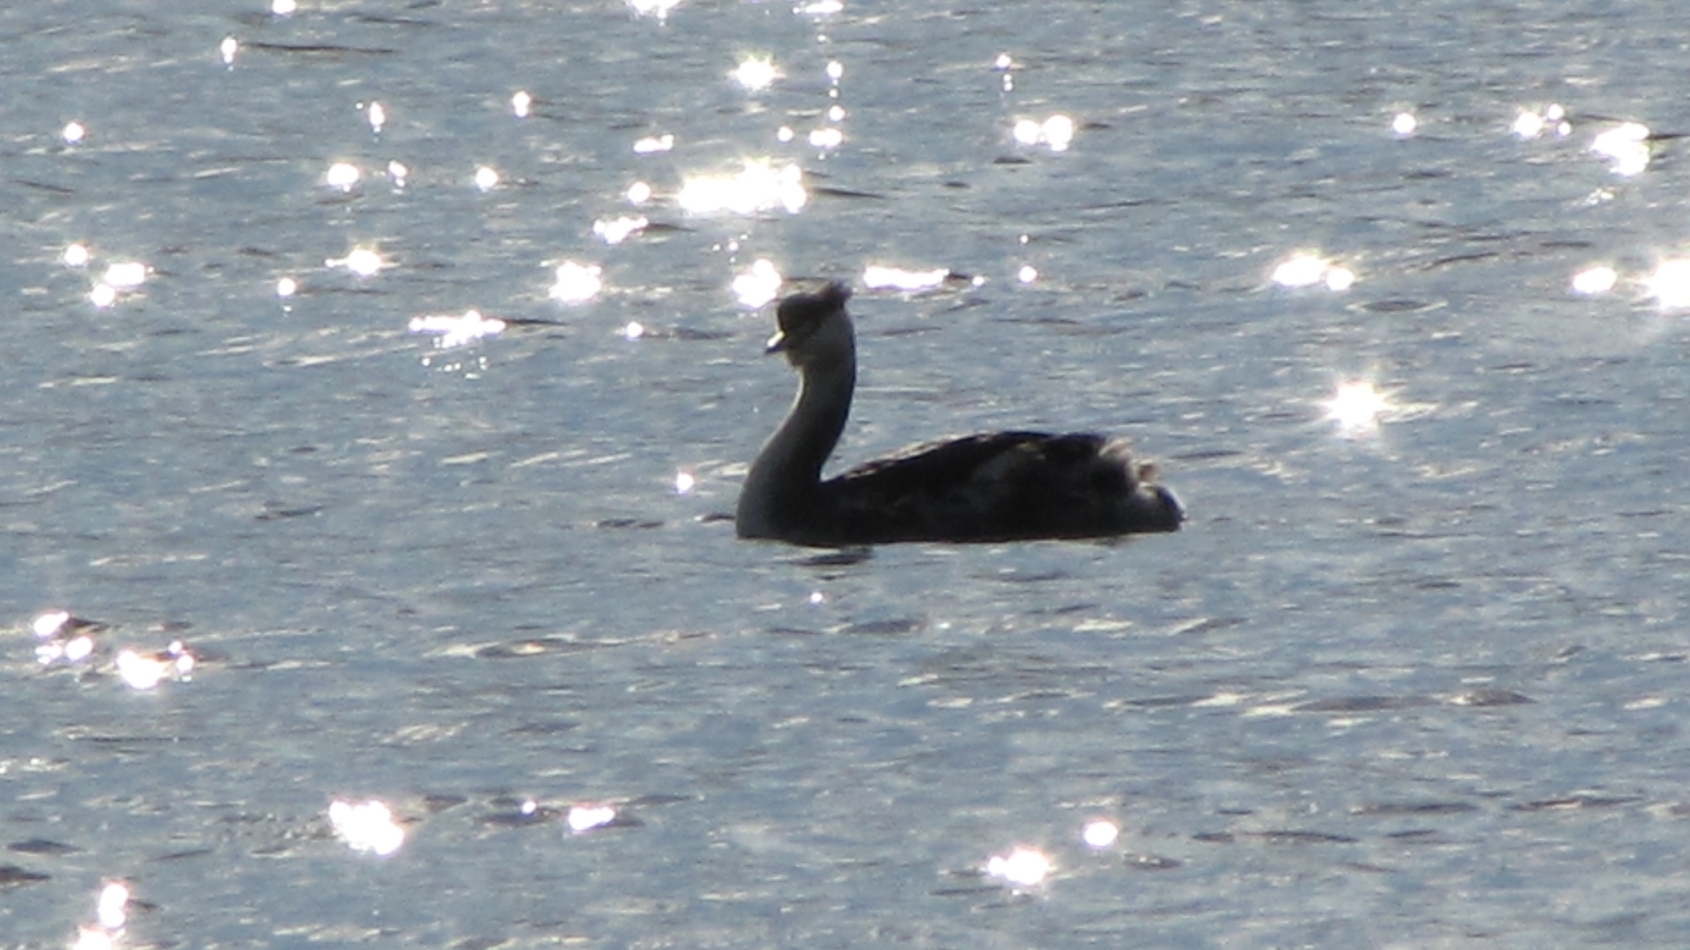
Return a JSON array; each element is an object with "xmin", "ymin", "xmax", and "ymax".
[{"xmin": 735, "ymin": 282, "xmax": 1183, "ymax": 546}]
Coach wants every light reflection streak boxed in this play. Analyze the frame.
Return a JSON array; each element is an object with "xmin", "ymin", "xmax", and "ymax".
[
  {"xmin": 566, "ymin": 803, "xmax": 618, "ymax": 832},
  {"xmin": 329, "ymin": 799, "xmax": 406, "ymax": 856},
  {"xmin": 324, "ymin": 161, "xmax": 361, "ymax": 191},
  {"xmin": 593, "ymin": 214, "xmax": 648, "ymax": 245},
  {"xmin": 32, "ymin": 609, "xmax": 101, "ymax": 667},
  {"xmin": 1590, "ymin": 122, "xmax": 1651, "ymax": 176},
  {"xmin": 95, "ymin": 881, "xmax": 129, "ymax": 932},
  {"xmin": 732, "ymin": 55, "xmax": 779, "ymax": 92},
  {"xmin": 1643, "ymin": 258, "xmax": 1690, "ymax": 310},
  {"xmin": 862, "ymin": 265, "xmax": 948, "ymax": 292},
  {"xmin": 678, "ymin": 160, "xmax": 806, "ymax": 215},
  {"xmin": 1513, "ymin": 103, "xmax": 1568, "ymax": 140},
  {"xmin": 115, "ymin": 641, "xmax": 195, "ymax": 690},
  {"xmin": 102, "ymin": 262, "xmax": 147, "ymax": 290},
  {"xmin": 1012, "ymin": 114, "xmax": 1075, "ymax": 152},
  {"xmin": 628, "ymin": 0, "xmax": 683, "ymax": 19},
  {"xmin": 326, "ymin": 246, "xmax": 386, "ymax": 278},
  {"xmin": 731, "ymin": 258, "xmax": 783, "ymax": 307},
  {"xmin": 549, "ymin": 261, "xmax": 603, "ymax": 303},
  {"xmin": 984, "ymin": 845, "xmax": 1051, "ymax": 888},
  {"xmin": 89, "ymin": 261, "xmax": 148, "ymax": 309},
  {"xmin": 1081, "ymin": 818, "xmax": 1119, "ymax": 849},
  {"xmin": 408, "ymin": 310, "xmax": 506, "ymax": 348},
  {"xmin": 995, "ymin": 53, "xmax": 1015, "ymax": 92},
  {"xmin": 1324, "ymin": 380, "xmax": 1393, "ymax": 436},
  {"xmin": 633, "ymin": 133, "xmax": 673, "ymax": 154},
  {"xmin": 66, "ymin": 877, "xmax": 131, "ymax": 948},
  {"xmin": 1569, "ymin": 265, "xmax": 1617, "ymax": 296},
  {"xmin": 1271, "ymin": 252, "xmax": 1353, "ymax": 291}
]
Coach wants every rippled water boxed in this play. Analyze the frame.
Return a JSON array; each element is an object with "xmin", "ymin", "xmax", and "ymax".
[{"xmin": 5, "ymin": 1, "xmax": 1690, "ymax": 947}]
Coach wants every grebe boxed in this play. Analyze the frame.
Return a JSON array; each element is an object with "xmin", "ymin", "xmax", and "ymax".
[{"xmin": 735, "ymin": 282, "xmax": 1183, "ymax": 546}]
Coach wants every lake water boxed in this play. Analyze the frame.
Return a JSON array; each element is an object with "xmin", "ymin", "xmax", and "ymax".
[{"xmin": 5, "ymin": 1, "xmax": 1690, "ymax": 946}]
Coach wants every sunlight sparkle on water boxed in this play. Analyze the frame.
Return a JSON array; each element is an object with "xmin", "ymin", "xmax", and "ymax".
[
  {"xmin": 797, "ymin": 0, "xmax": 843, "ymax": 14},
  {"xmin": 103, "ymin": 261, "xmax": 147, "ymax": 289},
  {"xmin": 678, "ymin": 159, "xmax": 806, "ymax": 215},
  {"xmin": 328, "ymin": 246, "xmax": 385, "ymax": 278},
  {"xmin": 628, "ymin": 0, "xmax": 683, "ymax": 19},
  {"xmin": 626, "ymin": 180, "xmax": 653, "ymax": 205},
  {"xmin": 733, "ymin": 258, "xmax": 783, "ymax": 307},
  {"xmin": 1017, "ymin": 265, "xmax": 1038, "ymax": 284},
  {"xmin": 863, "ymin": 265, "xmax": 949, "ymax": 292},
  {"xmin": 329, "ymin": 799, "xmax": 405, "ymax": 856},
  {"xmin": 1325, "ymin": 380, "xmax": 1392, "ymax": 435},
  {"xmin": 90, "ymin": 261, "xmax": 147, "ymax": 307},
  {"xmin": 1013, "ymin": 114, "xmax": 1075, "ymax": 152},
  {"xmin": 1644, "ymin": 258, "xmax": 1690, "ymax": 310},
  {"xmin": 1272, "ymin": 252, "xmax": 1353, "ymax": 291},
  {"xmin": 633, "ymin": 133, "xmax": 674, "ymax": 154},
  {"xmin": 511, "ymin": 90, "xmax": 532, "ymax": 118},
  {"xmin": 62, "ymin": 121, "xmax": 86, "ymax": 145},
  {"xmin": 116, "ymin": 641, "xmax": 195, "ymax": 690},
  {"xmin": 1081, "ymin": 818, "xmax": 1120, "ymax": 849},
  {"xmin": 275, "ymin": 276, "xmax": 298, "ymax": 298},
  {"xmin": 220, "ymin": 35, "xmax": 239, "ymax": 66},
  {"xmin": 409, "ymin": 310, "xmax": 506, "ymax": 348},
  {"xmin": 1391, "ymin": 112, "xmax": 1417, "ymax": 137},
  {"xmin": 1591, "ymin": 122, "xmax": 1651, "ymax": 176},
  {"xmin": 324, "ymin": 161, "xmax": 361, "ymax": 191},
  {"xmin": 32, "ymin": 609, "xmax": 98, "ymax": 667},
  {"xmin": 32, "ymin": 610, "xmax": 72, "ymax": 639},
  {"xmin": 674, "ymin": 470, "xmax": 696, "ymax": 494},
  {"xmin": 732, "ymin": 55, "xmax": 780, "ymax": 92},
  {"xmin": 985, "ymin": 846, "xmax": 1051, "ymax": 888},
  {"xmin": 366, "ymin": 101, "xmax": 386, "ymax": 134},
  {"xmin": 272, "ymin": 0, "xmax": 297, "ymax": 14},
  {"xmin": 1570, "ymin": 265, "xmax": 1617, "ymax": 296},
  {"xmin": 622, "ymin": 321, "xmax": 645, "ymax": 341},
  {"xmin": 473, "ymin": 165, "xmax": 500, "ymax": 191},
  {"xmin": 568, "ymin": 804, "xmax": 619, "ymax": 833},
  {"xmin": 549, "ymin": 261, "xmax": 603, "ymax": 303},
  {"xmin": 96, "ymin": 882, "xmax": 129, "ymax": 932},
  {"xmin": 808, "ymin": 127, "xmax": 844, "ymax": 149},
  {"xmin": 593, "ymin": 214, "xmax": 648, "ymax": 245},
  {"xmin": 63, "ymin": 243, "xmax": 90, "ymax": 268},
  {"xmin": 1513, "ymin": 104, "xmax": 1568, "ymax": 140}
]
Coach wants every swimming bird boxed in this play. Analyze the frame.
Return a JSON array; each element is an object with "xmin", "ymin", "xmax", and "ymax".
[{"xmin": 735, "ymin": 282, "xmax": 1183, "ymax": 546}]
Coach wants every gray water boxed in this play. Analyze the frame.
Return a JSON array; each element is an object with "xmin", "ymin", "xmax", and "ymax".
[{"xmin": 5, "ymin": 1, "xmax": 1690, "ymax": 947}]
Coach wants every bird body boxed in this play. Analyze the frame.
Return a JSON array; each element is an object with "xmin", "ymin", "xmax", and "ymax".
[{"xmin": 735, "ymin": 283, "xmax": 1182, "ymax": 546}]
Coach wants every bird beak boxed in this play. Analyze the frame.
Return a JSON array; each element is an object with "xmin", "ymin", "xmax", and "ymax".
[{"xmin": 764, "ymin": 330, "xmax": 789, "ymax": 354}]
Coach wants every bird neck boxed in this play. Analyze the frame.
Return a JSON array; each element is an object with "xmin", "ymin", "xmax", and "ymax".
[{"xmin": 743, "ymin": 348, "xmax": 856, "ymax": 515}]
